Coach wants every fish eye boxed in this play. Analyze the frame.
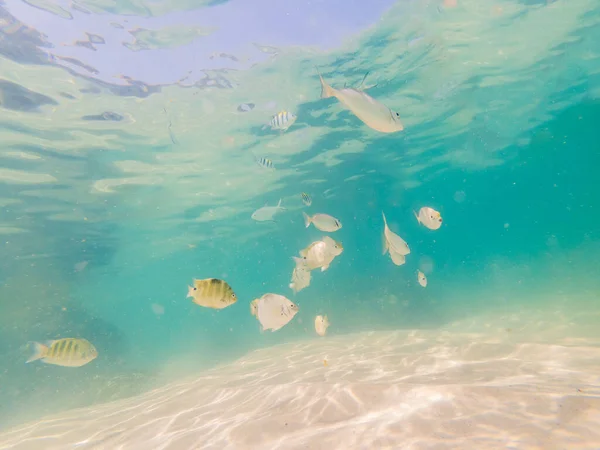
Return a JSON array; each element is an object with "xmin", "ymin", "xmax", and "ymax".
[
  {"xmin": 395, "ymin": 112, "xmax": 400, "ymax": 117},
  {"xmin": 193, "ymin": 287, "xmax": 197, "ymax": 291}
]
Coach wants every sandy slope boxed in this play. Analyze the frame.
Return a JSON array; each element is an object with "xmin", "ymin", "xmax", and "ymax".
[{"xmin": 1, "ymin": 318, "xmax": 599, "ymax": 450}]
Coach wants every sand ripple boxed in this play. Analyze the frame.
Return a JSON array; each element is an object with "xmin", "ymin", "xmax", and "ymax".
[{"xmin": 1, "ymin": 329, "xmax": 599, "ymax": 449}]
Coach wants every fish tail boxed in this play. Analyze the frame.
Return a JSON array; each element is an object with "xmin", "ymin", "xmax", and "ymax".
[
  {"xmin": 302, "ymin": 212, "xmax": 311, "ymax": 228},
  {"xmin": 316, "ymin": 68, "xmax": 335, "ymax": 99},
  {"xmin": 26, "ymin": 341, "xmax": 48, "ymax": 363},
  {"xmin": 413, "ymin": 210, "xmax": 421, "ymax": 224}
]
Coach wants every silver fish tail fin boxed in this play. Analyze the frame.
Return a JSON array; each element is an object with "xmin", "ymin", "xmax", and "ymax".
[
  {"xmin": 358, "ymin": 71, "xmax": 377, "ymax": 90},
  {"xmin": 26, "ymin": 341, "xmax": 47, "ymax": 363},
  {"xmin": 302, "ymin": 211, "xmax": 311, "ymax": 228},
  {"xmin": 413, "ymin": 210, "xmax": 421, "ymax": 224}
]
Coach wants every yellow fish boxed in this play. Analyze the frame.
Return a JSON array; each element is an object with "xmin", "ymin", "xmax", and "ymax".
[
  {"xmin": 26, "ymin": 338, "xmax": 98, "ymax": 367},
  {"xmin": 187, "ymin": 278, "xmax": 237, "ymax": 309}
]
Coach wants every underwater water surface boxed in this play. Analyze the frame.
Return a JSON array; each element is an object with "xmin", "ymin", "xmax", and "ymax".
[{"xmin": 1, "ymin": 0, "xmax": 600, "ymax": 447}]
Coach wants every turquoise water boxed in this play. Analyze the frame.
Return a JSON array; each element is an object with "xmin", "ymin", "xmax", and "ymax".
[{"xmin": 1, "ymin": 0, "xmax": 600, "ymax": 435}]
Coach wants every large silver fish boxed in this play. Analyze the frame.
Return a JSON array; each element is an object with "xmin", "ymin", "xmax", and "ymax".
[{"xmin": 317, "ymin": 70, "xmax": 404, "ymax": 133}]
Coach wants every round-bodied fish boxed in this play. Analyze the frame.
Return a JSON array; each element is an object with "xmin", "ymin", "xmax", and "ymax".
[
  {"xmin": 26, "ymin": 338, "xmax": 98, "ymax": 368},
  {"xmin": 417, "ymin": 270, "xmax": 428, "ymax": 287},
  {"xmin": 314, "ymin": 315, "xmax": 330, "ymax": 337},
  {"xmin": 290, "ymin": 262, "xmax": 311, "ymax": 294},
  {"xmin": 187, "ymin": 278, "xmax": 237, "ymax": 309},
  {"xmin": 264, "ymin": 110, "xmax": 297, "ymax": 132},
  {"xmin": 252, "ymin": 293, "xmax": 299, "ymax": 332},
  {"xmin": 301, "ymin": 192, "xmax": 312, "ymax": 206},
  {"xmin": 302, "ymin": 212, "xmax": 342, "ymax": 232},
  {"xmin": 382, "ymin": 211, "xmax": 410, "ymax": 256},
  {"xmin": 295, "ymin": 236, "xmax": 343, "ymax": 272},
  {"xmin": 414, "ymin": 207, "xmax": 443, "ymax": 230}
]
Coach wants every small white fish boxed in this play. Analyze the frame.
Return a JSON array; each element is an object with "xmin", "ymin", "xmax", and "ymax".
[
  {"xmin": 317, "ymin": 70, "xmax": 404, "ymax": 133},
  {"xmin": 417, "ymin": 270, "xmax": 427, "ymax": 287},
  {"xmin": 294, "ymin": 236, "xmax": 343, "ymax": 272},
  {"xmin": 290, "ymin": 261, "xmax": 311, "ymax": 294},
  {"xmin": 302, "ymin": 212, "xmax": 342, "ymax": 232},
  {"xmin": 382, "ymin": 211, "xmax": 410, "ymax": 256},
  {"xmin": 264, "ymin": 110, "xmax": 297, "ymax": 132},
  {"xmin": 252, "ymin": 293, "xmax": 299, "ymax": 332},
  {"xmin": 301, "ymin": 192, "xmax": 312, "ymax": 206},
  {"xmin": 314, "ymin": 315, "xmax": 330, "ymax": 337},
  {"xmin": 251, "ymin": 199, "xmax": 286, "ymax": 222},
  {"xmin": 415, "ymin": 207, "xmax": 443, "ymax": 230},
  {"xmin": 256, "ymin": 156, "xmax": 274, "ymax": 170}
]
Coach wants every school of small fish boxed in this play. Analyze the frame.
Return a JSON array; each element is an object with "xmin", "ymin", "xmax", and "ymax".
[{"xmin": 26, "ymin": 69, "xmax": 445, "ymax": 369}]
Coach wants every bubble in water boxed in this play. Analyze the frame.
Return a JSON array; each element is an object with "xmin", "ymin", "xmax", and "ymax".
[
  {"xmin": 453, "ymin": 190, "xmax": 466, "ymax": 203},
  {"xmin": 151, "ymin": 303, "xmax": 164, "ymax": 316},
  {"xmin": 419, "ymin": 256, "xmax": 434, "ymax": 274},
  {"xmin": 74, "ymin": 261, "xmax": 88, "ymax": 272}
]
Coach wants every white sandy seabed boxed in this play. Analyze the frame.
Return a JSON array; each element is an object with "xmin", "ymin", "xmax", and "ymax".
[{"xmin": 1, "ymin": 307, "xmax": 600, "ymax": 450}]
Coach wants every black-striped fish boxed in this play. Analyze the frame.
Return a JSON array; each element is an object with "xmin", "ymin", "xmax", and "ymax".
[
  {"xmin": 301, "ymin": 192, "xmax": 312, "ymax": 206},
  {"xmin": 256, "ymin": 156, "xmax": 275, "ymax": 170},
  {"xmin": 265, "ymin": 110, "xmax": 297, "ymax": 131},
  {"xmin": 26, "ymin": 338, "xmax": 98, "ymax": 367},
  {"xmin": 187, "ymin": 278, "xmax": 237, "ymax": 309}
]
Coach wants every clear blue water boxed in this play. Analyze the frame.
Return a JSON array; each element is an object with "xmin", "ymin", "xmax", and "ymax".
[{"xmin": 1, "ymin": 0, "xmax": 599, "ymax": 438}]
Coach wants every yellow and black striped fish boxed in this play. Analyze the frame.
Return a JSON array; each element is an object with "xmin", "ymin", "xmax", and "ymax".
[
  {"xmin": 301, "ymin": 192, "xmax": 312, "ymax": 206},
  {"xmin": 267, "ymin": 110, "xmax": 297, "ymax": 131},
  {"xmin": 256, "ymin": 156, "xmax": 274, "ymax": 170},
  {"xmin": 26, "ymin": 338, "xmax": 98, "ymax": 367},
  {"xmin": 187, "ymin": 278, "xmax": 237, "ymax": 309}
]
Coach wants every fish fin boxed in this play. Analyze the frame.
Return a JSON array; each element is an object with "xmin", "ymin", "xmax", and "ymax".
[
  {"xmin": 382, "ymin": 211, "xmax": 388, "ymax": 226},
  {"xmin": 316, "ymin": 67, "xmax": 336, "ymax": 99},
  {"xmin": 26, "ymin": 341, "xmax": 48, "ymax": 363},
  {"xmin": 413, "ymin": 210, "xmax": 421, "ymax": 224},
  {"xmin": 277, "ymin": 198, "xmax": 282, "ymax": 207},
  {"xmin": 302, "ymin": 212, "xmax": 311, "ymax": 228},
  {"xmin": 382, "ymin": 232, "xmax": 389, "ymax": 255},
  {"xmin": 187, "ymin": 285, "xmax": 195, "ymax": 299},
  {"xmin": 357, "ymin": 71, "xmax": 369, "ymax": 90},
  {"xmin": 321, "ymin": 265, "xmax": 329, "ymax": 272}
]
